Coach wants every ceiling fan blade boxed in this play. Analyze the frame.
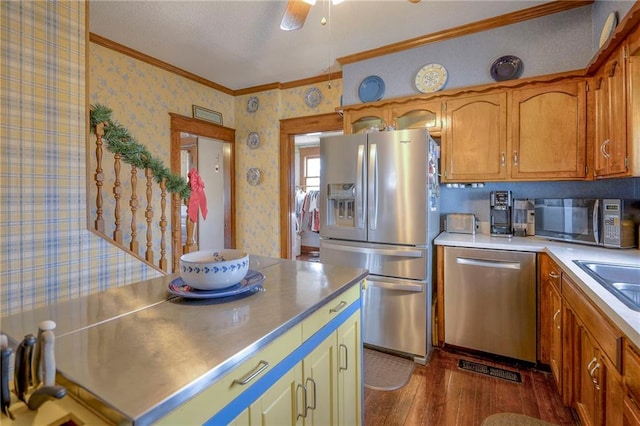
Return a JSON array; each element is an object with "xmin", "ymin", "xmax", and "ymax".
[{"xmin": 280, "ymin": 0, "xmax": 312, "ymax": 31}]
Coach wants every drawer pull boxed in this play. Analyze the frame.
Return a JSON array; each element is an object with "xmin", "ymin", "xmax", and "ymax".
[
  {"xmin": 305, "ymin": 377, "xmax": 317, "ymax": 411},
  {"xmin": 549, "ymin": 271, "xmax": 560, "ymax": 279},
  {"xmin": 296, "ymin": 383, "xmax": 308, "ymax": 419},
  {"xmin": 339, "ymin": 343, "xmax": 348, "ymax": 371},
  {"xmin": 232, "ymin": 360, "xmax": 269, "ymax": 385},
  {"xmin": 330, "ymin": 300, "xmax": 348, "ymax": 314},
  {"xmin": 589, "ymin": 362, "xmax": 601, "ymax": 390}
]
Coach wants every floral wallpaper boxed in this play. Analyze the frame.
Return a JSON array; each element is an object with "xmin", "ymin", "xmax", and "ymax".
[{"xmin": 235, "ymin": 81, "xmax": 342, "ymax": 256}]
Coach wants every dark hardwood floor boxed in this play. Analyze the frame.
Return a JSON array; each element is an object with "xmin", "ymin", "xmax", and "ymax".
[{"xmin": 364, "ymin": 348, "xmax": 576, "ymax": 426}]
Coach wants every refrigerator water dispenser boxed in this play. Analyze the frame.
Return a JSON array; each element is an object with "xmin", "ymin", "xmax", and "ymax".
[{"xmin": 327, "ymin": 183, "xmax": 356, "ymax": 228}]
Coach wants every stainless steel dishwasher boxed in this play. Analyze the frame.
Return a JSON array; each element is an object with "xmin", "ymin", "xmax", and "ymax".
[{"xmin": 444, "ymin": 247, "xmax": 536, "ymax": 362}]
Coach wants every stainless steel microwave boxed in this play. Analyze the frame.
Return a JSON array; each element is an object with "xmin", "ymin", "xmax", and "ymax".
[{"xmin": 534, "ymin": 199, "xmax": 640, "ymax": 248}]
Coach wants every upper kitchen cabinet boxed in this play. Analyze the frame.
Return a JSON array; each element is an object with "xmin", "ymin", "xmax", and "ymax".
[
  {"xmin": 441, "ymin": 92, "xmax": 508, "ymax": 182},
  {"xmin": 593, "ymin": 44, "xmax": 628, "ymax": 177},
  {"xmin": 390, "ymin": 101, "xmax": 442, "ymax": 135},
  {"xmin": 510, "ymin": 80, "xmax": 587, "ymax": 180},
  {"xmin": 343, "ymin": 107, "xmax": 389, "ymax": 134}
]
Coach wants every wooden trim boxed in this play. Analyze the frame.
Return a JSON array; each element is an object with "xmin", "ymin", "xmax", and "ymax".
[
  {"xmin": 279, "ymin": 113, "xmax": 343, "ymax": 259},
  {"xmin": 338, "ymin": 1, "xmax": 593, "ymax": 65},
  {"xmin": 90, "ymin": 33, "xmax": 235, "ymax": 95},
  {"xmin": 234, "ymin": 72, "xmax": 344, "ymax": 95},
  {"xmin": 586, "ymin": 1, "xmax": 640, "ymax": 74},
  {"xmin": 170, "ymin": 113, "xmax": 237, "ymax": 262}
]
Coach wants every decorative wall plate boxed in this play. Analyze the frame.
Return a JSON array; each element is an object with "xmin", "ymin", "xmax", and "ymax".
[
  {"xmin": 247, "ymin": 132, "xmax": 260, "ymax": 149},
  {"xmin": 358, "ymin": 75, "xmax": 385, "ymax": 102},
  {"xmin": 414, "ymin": 64, "xmax": 447, "ymax": 93},
  {"xmin": 247, "ymin": 168, "xmax": 261, "ymax": 186},
  {"xmin": 490, "ymin": 55, "xmax": 523, "ymax": 82},
  {"xmin": 247, "ymin": 96, "xmax": 260, "ymax": 113},
  {"xmin": 599, "ymin": 12, "xmax": 618, "ymax": 48},
  {"xmin": 304, "ymin": 87, "xmax": 323, "ymax": 108}
]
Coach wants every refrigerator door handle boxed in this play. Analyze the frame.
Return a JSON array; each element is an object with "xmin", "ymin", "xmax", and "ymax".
[
  {"xmin": 356, "ymin": 144, "xmax": 366, "ymax": 230},
  {"xmin": 321, "ymin": 242, "xmax": 424, "ymax": 258},
  {"xmin": 366, "ymin": 276, "xmax": 425, "ymax": 292},
  {"xmin": 369, "ymin": 143, "xmax": 378, "ymax": 230}
]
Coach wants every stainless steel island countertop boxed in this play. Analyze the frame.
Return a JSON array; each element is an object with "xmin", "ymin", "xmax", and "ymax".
[{"xmin": 0, "ymin": 256, "xmax": 368, "ymax": 425}]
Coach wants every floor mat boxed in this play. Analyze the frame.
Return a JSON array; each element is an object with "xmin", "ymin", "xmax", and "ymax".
[
  {"xmin": 364, "ymin": 348, "xmax": 415, "ymax": 391},
  {"xmin": 458, "ymin": 359, "xmax": 522, "ymax": 383}
]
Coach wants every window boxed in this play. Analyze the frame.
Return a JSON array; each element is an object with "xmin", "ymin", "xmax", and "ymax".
[{"xmin": 299, "ymin": 146, "xmax": 320, "ymax": 191}]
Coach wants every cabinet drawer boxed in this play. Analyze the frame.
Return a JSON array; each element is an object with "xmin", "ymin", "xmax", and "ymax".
[
  {"xmin": 624, "ymin": 342, "xmax": 640, "ymax": 403},
  {"xmin": 303, "ymin": 282, "xmax": 362, "ymax": 341},
  {"xmin": 156, "ymin": 323, "xmax": 303, "ymax": 425},
  {"xmin": 562, "ymin": 275, "xmax": 623, "ymax": 371}
]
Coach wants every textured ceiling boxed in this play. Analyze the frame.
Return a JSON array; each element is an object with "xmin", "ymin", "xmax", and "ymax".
[{"xmin": 89, "ymin": 0, "xmax": 550, "ymax": 91}]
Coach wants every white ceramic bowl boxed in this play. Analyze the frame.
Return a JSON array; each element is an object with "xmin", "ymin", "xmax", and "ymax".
[{"xmin": 180, "ymin": 249, "xmax": 249, "ymax": 290}]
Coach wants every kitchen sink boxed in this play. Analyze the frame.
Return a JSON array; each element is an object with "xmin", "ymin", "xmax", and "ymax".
[{"xmin": 573, "ymin": 260, "xmax": 640, "ymax": 311}]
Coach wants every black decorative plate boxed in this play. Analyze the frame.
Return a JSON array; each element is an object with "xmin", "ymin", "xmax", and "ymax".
[{"xmin": 490, "ymin": 55, "xmax": 523, "ymax": 82}]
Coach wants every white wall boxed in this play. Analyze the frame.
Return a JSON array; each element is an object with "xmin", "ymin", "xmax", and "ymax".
[{"xmin": 197, "ymin": 137, "xmax": 225, "ymax": 250}]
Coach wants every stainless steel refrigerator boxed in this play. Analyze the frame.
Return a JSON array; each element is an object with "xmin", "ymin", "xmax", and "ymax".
[{"xmin": 319, "ymin": 128, "xmax": 440, "ymax": 363}]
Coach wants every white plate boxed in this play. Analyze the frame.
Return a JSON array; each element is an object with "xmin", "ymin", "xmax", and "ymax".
[
  {"xmin": 415, "ymin": 64, "xmax": 448, "ymax": 93},
  {"xmin": 599, "ymin": 12, "xmax": 617, "ymax": 48},
  {"xmin": 304, "ymin": 87, "xmax": 323, "ymax": 108},
  {"xmin": 247, "ymin": 132, "xmax": 260, "ymax": 149},
  {"xmin": 247, "ymin": 167, "xmax": 261, "ymax": 186}
]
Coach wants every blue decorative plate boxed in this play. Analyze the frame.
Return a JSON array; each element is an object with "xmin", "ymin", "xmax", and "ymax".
[
  {"xmin": 358, "ymin": 75, "xmax": 385, "ymax": 103},
  {"xmin": 168, "ymin": 270, "xmax": 265, "ymax": 299}
]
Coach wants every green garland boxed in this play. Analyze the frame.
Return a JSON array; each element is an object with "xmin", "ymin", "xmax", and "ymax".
[{"xmin": 90, "ymin": 104, "xmax": 191, "ymax": 200}]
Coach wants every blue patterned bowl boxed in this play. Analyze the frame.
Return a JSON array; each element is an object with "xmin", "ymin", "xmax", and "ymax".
[{"xmin": 180, "ymin": 249, "xmax": 249, "ymax": 290}]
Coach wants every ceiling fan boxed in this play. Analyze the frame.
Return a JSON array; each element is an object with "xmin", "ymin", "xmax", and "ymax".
[{"xmin": 280, "ymin": 0, "xmax": 421, "ymax": 31}]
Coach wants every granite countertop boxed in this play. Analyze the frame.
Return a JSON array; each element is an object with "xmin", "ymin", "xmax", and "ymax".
[
  {"xmin": 434, "ymin": 232, "xmax": 640, "ymax": 348},
  {"xmin": 0, "ymin": 256, "xmax": 368, "ymax": 425}
]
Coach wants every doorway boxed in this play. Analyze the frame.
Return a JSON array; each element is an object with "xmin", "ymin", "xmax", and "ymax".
[
  {"xmin": 279, "ymin": 113, "xmax": 343, "ymax": 259},
  {"xmin": 170, "ymin": 113, "xmax": 236, "ymax": 255}
]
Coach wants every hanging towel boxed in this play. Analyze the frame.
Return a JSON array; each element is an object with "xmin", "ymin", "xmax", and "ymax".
[{"xmin": 187, "ymin": 168, "xmax": 208, "ymax": 223}]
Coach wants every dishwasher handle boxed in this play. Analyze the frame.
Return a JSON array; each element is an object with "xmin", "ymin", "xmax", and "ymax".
[
  {"xmin": 366, "ymin": 276, "xmax": 425, "ymax": 292},
  {"xmin": 456, "ymin": 257, "xmax": 521, "ymax": 270}
]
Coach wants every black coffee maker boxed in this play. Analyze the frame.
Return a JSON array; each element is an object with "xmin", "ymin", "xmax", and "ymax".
[{"xmin": 490, "ymin": 190, "xmax": 513, "ymax": 237}]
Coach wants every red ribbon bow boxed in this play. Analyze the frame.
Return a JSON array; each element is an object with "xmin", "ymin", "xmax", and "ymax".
[{"xmin": 187, "ymin": 168, "xmax": 208, "ymax": 223}]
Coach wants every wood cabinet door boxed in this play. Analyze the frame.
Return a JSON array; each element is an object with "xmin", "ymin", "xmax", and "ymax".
[
  {"xmin": 391, "ymin": 101, "xmax": 442, "ymax": 134},
  {"xmin": 511, "ymin": 80, "xmax": 587, "ymax": 179},
  {"xmin": 575, "ymin": 326, "xmax": 604, "ymax": 426},
  {"xmin": 344, "ymin": 108, "xmax": 390, "ymax": 134},
  {"xmin": 337, "ymin": 311, "xmax": 362, "ymax": 426},
  {"xmin": 442, "ymin": 92, "xmax": 508, "ymax": 181},
  {"xmin": 550, "ymin": 283, "xmax": 563, "ymax": 390},
  {"xmin": 594, "ymin": 45, "xmax": 628, "ymax": 177}
]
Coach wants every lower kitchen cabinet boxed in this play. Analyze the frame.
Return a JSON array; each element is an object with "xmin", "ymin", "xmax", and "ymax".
[
  {"xmin": 249, "ymin": 365, "xmax": 304, "ymax": 425},
  {"xmin": 562, "ymin": 274, "xmax": 624, "ymax": 426},
  {"xmin": 157, "ymin": 282, "xmax": 363, "ymax": 426},
  {"xmin": 538, "ymin": 253, "xmax": 562, "ymax": 388}
]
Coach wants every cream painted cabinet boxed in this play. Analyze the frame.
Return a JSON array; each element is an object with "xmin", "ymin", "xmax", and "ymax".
[
  {"xmin": 158, "ymin": 282, "xmax": 363, "ymax": 426},
  {"xmin": 302, "ymin": 333, "xmax": 339, "ymax": 425},
  {"xmin": 337, "ymin": 311, "xmax": 361, "ymax": 426},
  {"xmin": 249, "ymin": 365, "xmax": 304, "ymax": 425},
  {"xmin": 442, "ymin": 92, "xmax": 508, "ymax": 182},
  {"xmin": 510, "ymin": 80, "xmax": 587, "ymax": 179}
]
